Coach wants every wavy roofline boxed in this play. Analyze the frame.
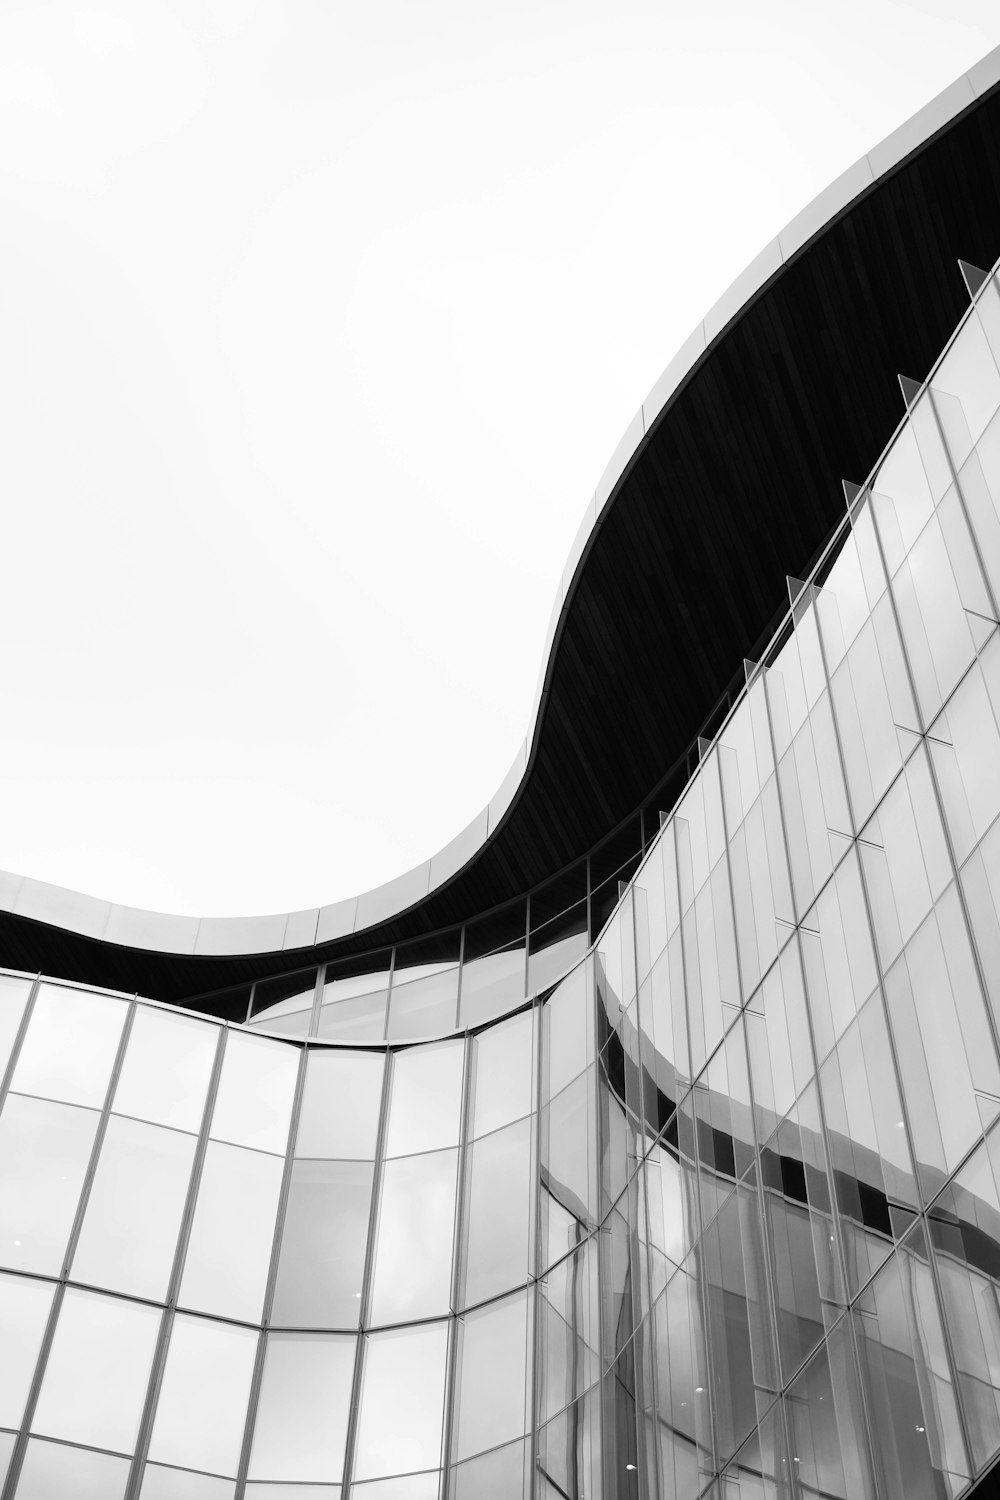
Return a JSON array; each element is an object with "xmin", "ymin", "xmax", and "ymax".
[{"xmin": 5, "ymin": 43, "xmax": 1000, "ymax": 961}]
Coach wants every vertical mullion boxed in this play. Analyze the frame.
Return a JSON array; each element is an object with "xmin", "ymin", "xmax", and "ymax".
[
  {"xmin": 1, "ymin": 997, "xmax": 136, "ymax": 1500},
  {"xmin": 308, "ymin": 965, "xmax": 327, "ymax": 1040},
  {"xmin": 670, "ymin": 817, "xmax": 721, "ymax": 1486},
  {"xmin": 455, "ymin": 926, "xmax": 466, "ymax": 1033},
  {"xmin": 710, "ymin": 718, "xmax": 790, "ymax": 1491},
  {"xmin": 440, "ymin": 1032, "xmax": 473, "ymax": 1497},
  {"xmin": 0, "ymin": 972, "xmax": 40, "ymax": 1111},
  {"xmin": 530, "ymin": 997, "xmax": 544, "ymax": 1500},
  {"xmin": 124, "ymin": 1022, "xmax": 229, "ymax": 1500},
  {"xmin": 233, "ymin": 1041, "xmax": 310, "ymax": 1496},
  {"xmin": 855, "ymin": 473, "xmax": 978, "ymax": 1480},
  {"xmin": 339, "ymin": 1047, "xmax": 393, "ymax": 1495}
]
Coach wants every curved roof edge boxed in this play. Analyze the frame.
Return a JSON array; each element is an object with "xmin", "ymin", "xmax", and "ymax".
[{"xmin": 4, "ymin": 43, "xmax": 1000, "ymax": 962}]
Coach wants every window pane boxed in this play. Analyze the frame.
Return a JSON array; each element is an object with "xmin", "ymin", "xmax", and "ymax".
[
  {"xmin": 245, "ymin": 1488, "xmax": 340, "ymax": 1499},
  {"xmin": 148, "ymin": 1313, "xmax": 258, "ymax": 1476},
  {"xmin": 0, "ymin": 974, "xmax": 31, "ymax": 1080},
  {"xmin": 271, "ymin": 1160, "xmax": 373, "ymax": 1327},
  {"xmin": 114, "ymin": 1007, "xmax": 218, "ymax": 1132},
  {"xmin": 295, "ymin": 1050, "xmax": 384, "ymax": 1160},
  {"xmin": 387, "ymin": 964, "xmax": 459, "ymax": 1041},
  {"xmin": 384, "ymin": 1041, "xmax": 464, "ymax": 1157},
  {"xmin": 316, "ymin": 992, "xmax": 387, "ymax": 1041},
  {"xmin": 352, "ymin": 1478, "xmax": 438, "ymax": 1498},
  {"xmin": 72, "ymin": 1115, "xmax": 196, "ymax": 1300},
  {"xmin": 543, "ymin": 965, "xmax": 591, "ymax": 1102},
  {"xmin": 32, "ymin": 1287, "xmax": 160, "ymax": 1452},
  {"xmin": 0, "ymin": 1093, "xmax": 98, "ymax": 1275},
  {"xmin": 470, "ymin": 1010, "xmax": 534, "ymax": 1138},
  {"xmin": 140, "ymin": 1467, "xmax": 235, "ymax": 1500},
  {"xmin": 461, "ymin": 1116, "xmax": 532, "ymax": 1307},
  {"xmin": 210, "ymin": 1032, "xmax": 298, "ymax": 1154},
  {"xmin": 0, "ymin": 1432, "xmax": 14, "ymax": 1493},
  {"xmin": 12, "ymin": 983, "xmax": 125, "ymax": 1107},
  {"xmin": 453, "ymin": 1290, "xmax": 530, "ymax": 1460},
  {"xmin": 369, "ymin": 1150, "xmax": 456, "ymax": 1324},
  {"xmin": 180, "ymin": 1141, "xmax": 283, "ymax": 1322},
  {"xmin": 0, "ymin": 1271, "xmax": 53, "ymax": 1428},
  {"xmin": 248, "ymin": 1332, "xmax": 355, "ymax": 1481},
  {"xmin": 353, "ymin": 1322, "xmax": 449, "ymax": 1480},
  {"xmin": 855, "ymin": 1223, "xmax": 969, "ymax": 1500},
  {"xmin": 16, "ymin": 1439, "xmax": 129, "ymax": 1500}
]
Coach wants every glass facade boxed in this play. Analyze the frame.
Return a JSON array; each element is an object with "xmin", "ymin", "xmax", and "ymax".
[{"xmin": 4, "ymin": 255, "xmax": 1000, "ymax": 1500}]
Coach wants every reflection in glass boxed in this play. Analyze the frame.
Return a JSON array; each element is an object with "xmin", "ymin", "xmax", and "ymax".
[
  {"xmin": 248, "ymin": 1332, "xmax": 355, "ymax": 1481},
  {"xmin": 928, "ymin": 1124, "xmax": 1000, "ymax": 1471},
  {"xmin": 32, "ymin": 1286, "xmax": 159, "ymax": 1453},
  {"xmin": 470, "ymin": 1008, "xmax": 534, "ymax": 1138},
  {"xmin": 0, "ymin": 1271, "xmax": 53, "ymax": 1429},
  {"xmin": 11, "ymin": 983, "xmax": 125, "ymax": 1108},
  {"xmin": 353, "ymin": 1321, "xmax": 449, "ymax": 1480},
  {"xmin": 461, "ymin": 1116, "xmax": 532, "ymax": 1307},
  {"xmin": 16, "ymin": 1439, "xmax": 130, "ymax": 1500},
  {"xmin": 0, "ymin": 1092, "xmax": 98, "ymax": 1274},
  {"xmin": 147, "ymin": 1313, "xmax": 258, "ymax": 1477},
  {"xmin": 0, "ymin": 973, "xmax": 31, "ymax": 1082},
  {"xmin": 140, "ymin": 1467, "xmax": 236, "ymax": 1500},
  {"xmin": 295, "ymin": 1049, "xmax": 384, "ymax": 1160},
  {"xmin": 369, "ymin": 1149, "xmax": 456, "ymax": 1325},
  {"xmin": 113, "ymin": 1007, "xmax": 217, "ymax": 1132},
  {"xmin": 272, "ymin": 1160, "xmax": 373, "ymax": 1327},
  {"xmin": 72, "ymin": 1115, "xmax": 195, "ymax": 1300},
  {"xmin": 855, "ymin": 1222, "xmax": 969, "ymax": 1500},
  {"xmin": 179, "ymin": 1141, "xmax": 283, "ymax": 1322},
  {"xmin": 210, "ymin": 1031, "xmax": 298, "ymax": 1155},
  {"xmin": 453, "ymin": 1290, "xmax": 530, "ymax": 1461},
  {"xmin": 384, "ymin": 1041, "xmax": 464, "ymax": 1157}
]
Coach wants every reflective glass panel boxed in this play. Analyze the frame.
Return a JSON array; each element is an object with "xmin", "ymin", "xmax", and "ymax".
[
  {"xmin": 72, "ymin": 1115, "xmax": 196, "ymax": 1300},
  {"xmin": 147, "ymin": 1313, "xmax": 258, "ymax": 1476},
  {"xmin": 369, "ymin": 1149, "xmax": 457, "ymax": 1324},
  {"xmin": 353, "ymin": 1321, "xmax": 449, "ymax": 1480},
  {"xmin": 272, "ymin": 1160, "xmax": 373, "ymax": 1327},
  {"xmin": 32, "ymin": 1286, "xmax": 160, "ymax": 1453},
  {"xmin": 854, "ymin": 1222, "xmax": 968, "ymax": 1500},
  {"xmin": 0, "ymin": 973, "xmax": 31, "ymax": 1081},
  {"xmin": 470, "ymin": 1008, "xmax": 534, "ymax": 1137},
  {"xmin": 453, "ymin": 1290, "xmax": 530, "ymax": 1460},
  {"xmin": 387, "ymin": 960, "xmax": 459, "ymax": 1041},
  {"xmin": 16, "ymin": 1439, "xmax": 129, "ymax": 1500},
  {"xmin": 210, "ymin": 1032, "xmax": 298, "ymax": 1154},
  {"xmin": 461, "ymin": 1116, "xmax": 532, "ymax": 1307},
  {"xmin": 295, "ymin": 1049, "xmax": 384, "ymax": 1160},
  {"xmin": 248, "ymin": 1332, "xmax": 355, "ymax": 1482},
  {"xmin": 140, "ymin": 1468, "xmax": 235, "ymax": 1500},
  {"xmin": 179, "ymin": 1141, "xmax": 283, "ymax": 1322},
  {"xmin": 11, "ymin": 983, "xmax": 125, "ymax": 1107},
  {"xmin": 384, "ymin": 1041, "xmax": 464, "ymax": 1156},
  {"xmin": 0, "ymin": 1271, "xmax": 53, "ymax": 1428},
  {"xmin": 0, "ymin": 1092, "xmax": 98, "ymax": 1274},
  {"xmin": 113, "ymin": 1007, "xmax": 218, "ymax": 1132}
]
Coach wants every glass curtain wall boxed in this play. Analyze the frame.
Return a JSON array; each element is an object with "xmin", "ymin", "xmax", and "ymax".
[{"xmin": 4, "ymin": 268, "xmax": 1000, "ymax": 1499}]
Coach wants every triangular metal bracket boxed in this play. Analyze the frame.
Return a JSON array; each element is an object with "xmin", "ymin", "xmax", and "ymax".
[
  {"xmin": 658, "ymin": 809, "xmax": 670, "ymax": 829},
  {"xmin": 899, "ymin": 374, "xmax": 922, "ymax": 410},
  {"xmin": 842, "ymin": 479, "xmax": 864, "ymax": 513},
  {"xmin": 697, "ymin": 736, "xmax": 712, "ymax": 761},
  {"xmin": 743, "ymin": 658, "xmax": 758, "ymax": 685},
  {"xmin": 959, "ymin": 259, "xmax": 991, "ymax": 299}
]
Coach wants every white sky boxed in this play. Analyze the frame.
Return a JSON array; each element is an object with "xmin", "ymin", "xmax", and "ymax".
[{"xmin": 0, "ymin": 0, "xmax": 997, "ymax": 919}]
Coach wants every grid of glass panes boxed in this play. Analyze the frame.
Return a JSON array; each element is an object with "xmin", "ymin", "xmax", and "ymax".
[{"xmin": 4, "ymin": 267, "xmax": 1000, "ymax": 1500}]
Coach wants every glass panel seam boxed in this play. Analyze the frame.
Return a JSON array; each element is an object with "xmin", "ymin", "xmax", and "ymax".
[
  {"xmin": 124, "ymin": 1022, "xmax": 229, "ymax": 1500},
  {"xmin": 233, "ymin": 1041, "xmax": 310, "ymax": 1496}
]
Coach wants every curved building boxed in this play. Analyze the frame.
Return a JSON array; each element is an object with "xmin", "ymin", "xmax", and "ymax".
[{"xmin": 4, "ymin": 48, "xmax": 1000, "ymax": 1500}]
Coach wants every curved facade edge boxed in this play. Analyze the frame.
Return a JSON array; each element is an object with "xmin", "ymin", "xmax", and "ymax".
[{"xmin": 4, "ymin": 42, "xmax": 1000, "ymax": 962}]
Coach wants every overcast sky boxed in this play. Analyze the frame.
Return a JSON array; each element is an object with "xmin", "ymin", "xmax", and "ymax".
[{"xmin": 0, "ymin": 0, "xmax": 997, "ymax": 918}]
